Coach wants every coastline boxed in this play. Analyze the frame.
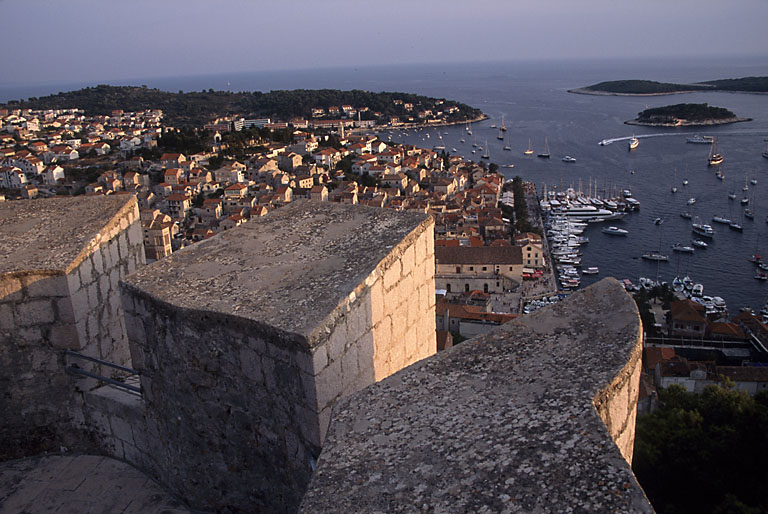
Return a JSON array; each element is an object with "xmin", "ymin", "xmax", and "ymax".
[
  {"xmin": 568, "ymin": 88, "xmax": 695, "ymax": 97},
  {"xmin": 358, "ymin": 113, "xmax": 488, "ymax": 134},
  {"xmin": 625, "ymin": 116, "xmax": 752, "ymax": 127}
]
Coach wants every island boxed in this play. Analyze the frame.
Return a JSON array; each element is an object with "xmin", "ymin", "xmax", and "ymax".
[
  {"xmin": 1, "ymin": 85, "xmax": 485, "ymax": 128},
  {"xmin": 570, "ymin": 76, "xmax": 768, "ymax": 96},
  {"xmin": 625, "ymin": 103, "xmax": 751, "ymax": 127}
]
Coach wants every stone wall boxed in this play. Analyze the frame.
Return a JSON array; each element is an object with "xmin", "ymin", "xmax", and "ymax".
[
  {"xmin": 300, "ymin": 278, "xmax": 653, "ymax": 513},
  {"xmin": 119, "ymin": 201, "xmax": 436, "ymax": 513},
  {"xmin": 0, "ymin": 196, "xmax": 144, "ymax": 459}
]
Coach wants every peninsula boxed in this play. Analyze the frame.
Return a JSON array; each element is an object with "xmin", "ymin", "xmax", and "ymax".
[
  {"xmin": 1, "ymin": 85, "xmax": 484, "ymax": 128},
  {"xmin": 570, "ymin": 76, "xmax": 768, "ymax": 96},
  {"xmin": 625, "ymin": 103, "xmax": 750, "ymax": 127}
]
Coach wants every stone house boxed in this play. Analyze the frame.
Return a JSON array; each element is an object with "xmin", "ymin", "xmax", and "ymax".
[{"xmin": 434, "ymin": 246, "xmax": 524, "ymax": 295}]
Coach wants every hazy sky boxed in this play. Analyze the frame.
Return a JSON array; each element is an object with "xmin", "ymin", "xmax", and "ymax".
[{"xmin": 2, "ymin": 0, "xmax": 767, "ymax": 85}]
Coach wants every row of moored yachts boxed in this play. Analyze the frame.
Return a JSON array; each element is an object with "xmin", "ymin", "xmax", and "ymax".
[{"xmin": 546, "ymin": 215, "xmax": 598, "ymax": 290}]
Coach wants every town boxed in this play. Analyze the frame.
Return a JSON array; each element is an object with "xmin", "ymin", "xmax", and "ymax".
[{"xmin": 0, "ymin": 100, "xmax": 557, "ymax": 348}]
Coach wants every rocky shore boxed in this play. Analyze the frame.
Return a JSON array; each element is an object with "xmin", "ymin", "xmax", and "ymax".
[
  {"xmin": 625, "ymin": 116, "xmax": 752, "ymax": 127},
  {"xmin": 568, "ymin": 87, "xmax": 696, "ymax": 97}
]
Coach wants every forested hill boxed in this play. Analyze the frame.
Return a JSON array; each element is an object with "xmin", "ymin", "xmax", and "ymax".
[
  {"xmin": 1, "ymin": 85, "xmax": 483, "ymax": 127},
  {"xmin": 574, "ymin": 76, "xmax": 768, "ymax": 95}
]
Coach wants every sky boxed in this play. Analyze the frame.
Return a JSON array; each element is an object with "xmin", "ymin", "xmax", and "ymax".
[{"xmin": 1, "ymin": 0, "xmax": 767, "ymax": 86}]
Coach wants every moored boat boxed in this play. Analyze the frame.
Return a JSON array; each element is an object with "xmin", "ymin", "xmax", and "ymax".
[
  {"xmin": 687, "ymin": 134, "xmax": 714, "ymax": 144},
  {"xmin": 601, "ymin": 226, "xmax": 628, "ymax": 236},
  {"xmin": 712, "ymin": 215, "xmax": 731, "ymax": 224},
  {"xmin": 642, "ymin": 251, "xmax": 669, "ymax": 261},
  {"xmin": 672, "ymin": 243, "xmax": 695, "ymax": 253},
  {"xmin": 708, "ymin": 138, "xmax": 724, "ymax": 165},
  {"xmin": 582, "ymin": 267, "xmax": 599, "ymax": 275},
  {"xmin": 692, "ymin": 239, "xmax": 708, "ymax": 248},
  {"xmin": 628, "ymin": 136, "xmax": 639, "ymax": 150},
  {"xmin": 562, "ymin": 155, "xmax": 576, "ymax": 163}
]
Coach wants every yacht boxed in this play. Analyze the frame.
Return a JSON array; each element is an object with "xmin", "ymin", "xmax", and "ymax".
[
  {"xmin": 672, "ymin": 243, "xmax": 695, "ymax": 253},
  {"xmin": 692, "ymin": 239, "xmax": 708, "ymax": 248},
  {"xmin": 692, "ymin": 217, "xmax": 715, "ymax": 238},
  {"xmin": 745, "ymin": 209, "xmax": 754, "ymax": 220},
  {"xmin": 562, "ymin": 155, "xmax": 576, "ymax": 163},
  {"xmin": 582, "ymin": 267, "xmax": 599, "ymax": 275},
  {"xmin": 687, "ymin": 197, "xmax": 696, "ymax": 205},
  {"xmin": 538, "ymin": 137, "xmax": 551, "ymax": 159},
  {"xmin": 729, "ymin": 222, "xmax": 744, "ymax": 232},
  {"xmin": 680, "ymin": 211, "xmax": 693, "ymax": 220},
  {"xmin": 708, "ymin": 138, "xmax": 724, "ymax": 165},
  {"xmin": 524, "ymin": 139, "xmax": 534, "ymax": 155},
  {"xmin": 642, "ymin": 252, "xmax": 669, "ymax": 261},
  {"xmin": 628, "ymin": 136, "xmax": 639, "ymax": 150},
  {"xmin": 601, "ymin": 226, "xmax": 628, "ymax": 236},
  {"xmin": 712, "ymin": 215, "xmax": 731, "ymax": 224}
]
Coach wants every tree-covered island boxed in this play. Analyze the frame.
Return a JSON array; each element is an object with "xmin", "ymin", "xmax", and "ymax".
[
  {"xmin": 1, "ymin": 85, "xmax": 484, "ymax": 128},
  {"xmin": 626, "ymin": 103, "xmax": 750, "ymax": 127},
  {"xmin": 570, "ymin": 76, "xmax": 768, "ymax": 96}
]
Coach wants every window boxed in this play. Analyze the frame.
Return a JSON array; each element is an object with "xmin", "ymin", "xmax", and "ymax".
[
  {"xmin": 465, "ymin": 284, "xmax": 470, "ymax": 292},
  {"xmin": 469, "ymin": 266, "xmax": 474, "ymax": 271},
  {"xmin": 447, "ymin": 284, "xmax": 451, "ymax": 293},
  {"xmin": 456, "ymin": 267, "xmax": 461, "ymax": 273},
  {"xmin": 482, "ymin": 266, "xmax": 487, "ymax": 271},
  {"xmin": 483, "ymin": 283, "xmax": 489, "ymax": 293},
  {"xmin": 509, "ymin": 267, "xmax": 513, "ymax": 271}
]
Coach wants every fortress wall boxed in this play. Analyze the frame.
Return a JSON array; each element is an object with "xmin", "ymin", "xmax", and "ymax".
[
  {"xmin": 300, "ymin": 278, "xmax": 652, "ymax": 513},
  {"xmin": 0, "ymin": 196, "xmax": 143, "ymax": 459},
  {"xmin": 117, "ymin": 202, "xmax": 436, "ymax": 513}
]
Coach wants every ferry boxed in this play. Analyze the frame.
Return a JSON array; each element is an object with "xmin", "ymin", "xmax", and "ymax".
[
  {"xmin": 686, "ymin": 134, "xmax": 714, "ymax": 144},
  {"xmin": 628, "ymin": 136, "xmax": 639, "ymax": 150}
]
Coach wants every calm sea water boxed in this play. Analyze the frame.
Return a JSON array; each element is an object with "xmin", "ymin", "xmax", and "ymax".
[{"xmin": 5, "ymin": 57, "xmax": 768, "ymax": 311}]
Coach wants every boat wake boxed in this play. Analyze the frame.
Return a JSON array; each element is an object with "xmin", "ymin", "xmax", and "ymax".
[{"xmin": 598, "ymin": 133, "xmax": 678, "ymax": 146}]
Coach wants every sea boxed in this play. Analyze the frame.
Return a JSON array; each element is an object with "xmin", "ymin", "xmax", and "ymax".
[{"xmin": 3, "ymin": 56, "xmax": 768, "ymax": 312}]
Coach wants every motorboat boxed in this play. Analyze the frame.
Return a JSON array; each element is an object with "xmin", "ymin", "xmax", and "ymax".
[
  {"xmin": 582, "ymin": 267, "xmax": 599, "ymax": 275},
  {"xmin": 692, "ymin": 240, "xmax": 708, "ymax": 248},
  {"xmin": 672, "ymin": 243, "xmax": 695, "ymax": 253},
  {"xmin": 601, "ymin": 226, "xmax": 628, "ymax": 236},
  {"xmin": 628, "ymin": 136, "xmax": 639, "ymax": 150},
  {"xmin": 562, "ymin": 155, "xmax": 576, "ymax": 163},
  {"xmin": 745, "ymin": 209, "xmax": 754, "ymax": 220},
  {"xmin": 708, "ymin": 138, "xmax": 724, "ymax": 165},
  {"xmin": 728, "ymin": 192, "xmax": 737, "ymax": 200},
  {"xmin": 692, "ymin": 283, "xmax": 704, "ymax": 296},
  {"xmin": 680, "ymin": 211, "xmax": 693, "ymax": 220},
  {"xmin": 729, "ymin": 222, "xmax": 744, "ymax": 232},
  {"xmin": 642, "ymin": 252, "xmax": 669, "ymax": 261},
  {"xmin": 687, "ymin": 197, "xmax": 696, "ymax": 205},
  {"xmin": 712, "ymin": 215, "xmax": 731, "ymax": 224},
  {"xmin": 692, "ymin": 218, "xmax": 715, "ymax": 238},
  {"xmin": 653, "ymin": 217, "xmax": 664, "ymax": 225}
]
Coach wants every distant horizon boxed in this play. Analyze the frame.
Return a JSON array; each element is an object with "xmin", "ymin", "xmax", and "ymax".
[{"xmin": 2, "ymin": 54, "xmax": 768, "ymax": 102}]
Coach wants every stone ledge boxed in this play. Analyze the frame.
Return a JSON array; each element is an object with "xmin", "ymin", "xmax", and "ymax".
[{"xmin": 300, "ymin": 278, "xmax": 653, "ymax": 513}]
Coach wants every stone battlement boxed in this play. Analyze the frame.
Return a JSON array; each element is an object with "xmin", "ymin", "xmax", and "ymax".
[
  {"xmin": 1, "ymin": 197, "xmax": 652, "ymax": 513},
  {"xmin": 301, "ymin": 278, "xmax": 653, "ymax": 512}
]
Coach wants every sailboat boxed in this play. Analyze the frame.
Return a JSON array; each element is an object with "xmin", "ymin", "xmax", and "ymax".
[
  {"xmin": 708, "ymin": 138, "xmax": 724, "ymax": 165},
  {"xmin": 466, "ymin": 121, "xmax": 472, "ymax": 135},
  {"xmin": 481, "ymin": 140, "xmax": 490, "ymax": 160},
  {"xmin": 537, "ymin": 137, "xmax": 551, "ymax": 159},
  {"xmin": 503, "ymin": 133, "xmax": 511, "ymax": 151},
  {"xmin": 671, "ymin": 168, "xmax": 678, "ymax": 193},
  {"xmin": 497, "ymin": 126, "xmax": 504, "ymax": 141},
  {"xmin": 500, "ymin": 114, "xmax": 507, "ymax": 132},
  {"xmin": 524, "ymin": 139, "xmax": 534, "ymax": 155}
]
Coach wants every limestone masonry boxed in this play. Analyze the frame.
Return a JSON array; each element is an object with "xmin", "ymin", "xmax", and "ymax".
[
  {"xmin": 300, "ymin": 278, "xmax": 652, "ymax": 513},
  {"xmin": 0, "ymin": 195, "xmax": 144, "ymax": 459},
  {"xmin": 119, "ymin": 200, "xmax": 436, "ymax": 512}
]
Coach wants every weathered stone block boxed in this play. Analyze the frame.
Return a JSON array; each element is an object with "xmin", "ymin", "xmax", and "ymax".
[
  {"xmin": 369, "ymin": 280, "xmax": 384, "ymax": 327},
  {"xmin": 49, "ymin": 323, "xmax": 80, "ymax": 349},
  {"xmin": 91, "ymin": 248, "xmax": 104, "ymax": 275},
  {"xmin": 78, "ymin": 256, "xmax": 94, "ymax": 286},
  {"xmin": 23, "ymin": 274, "xmax": 68, "ymax": 299},
  {"xmin": 340, "ymin": 342, "xmax": 359, "ymax": 389},
  {"xmin": 326, "ymin": 323, "xmax": 347, "ymax": 364},
  {"xmin": 0, "ymin": 302, "xmax": 15, "ymax": 329},
  {"xmin": 382, "ymin": 260, "xmax": 401, "ymax": 292},
  {"xmin": 401, "ymin": 244, "xmax": 416, "ymax": 278},
  {"xmin": 314, "ymin": 358, "xmax": 342, "ymax": 412},
  {"xmin": 16, "ymin": 299, "xmax": 55, "ymax": 326},
  {"xmin": 239, "ymin": 347, "xmax": 264, "ymax": 384}
]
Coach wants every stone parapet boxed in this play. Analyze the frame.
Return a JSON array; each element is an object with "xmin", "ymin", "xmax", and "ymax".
[
  {"xmin": 300, "ymin": 278, "xmax": 653, "ymax": 513},
  {"xmin": 0, "ymin": 196, "xmax": 144, "ymax": 459},
  {"xmin": 120, "ymin": 201, "xmax": 436, "ymax": 513}
]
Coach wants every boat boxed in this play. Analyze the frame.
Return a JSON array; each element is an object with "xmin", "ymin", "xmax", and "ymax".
[
  {"xmin": 481, "ymin": 140, "xmax": 490, "ymax": 160},
  {"xmin": 582, "ymin": 267, "xmax": 599, "ymax": 275},
  {"xmin": 755, "ymin": 272, "xmax": 768, "ymax": 281},
  {"xmin": 497, "ymin": 127, "xmax": 504, "ymax": 140},
  {"xmin": 524, "ymin": 139, "xmax": 534, "ymax": 155},
  {"xmin": 503, "ymin": 133, "xmax": 511, "ymax": 151},
  {"xmin": 501, "ymin": 164, "xmax": 515, "ymax": 168},
  {"xmin": 687, "ymin": 134, "xmax": 714, "ymax": 144},
  {"xmin": 500, "ymin": 115, "xmax": 507, "ymax": 132},
  {"xmin": 745, "ymin": 208, "xmax": 754, "ymax": 220},
  {"xmin": 741, "ymin": 197, "xmax": 749, "ymax": 205},
  {"xmin": 672, "ymin": 243, "xmax": 695, "ymax": 253},
  {"xmin": 751, "ymin": 178, "xmax": 758, "ymax": 185},
  {"xmin": 680, "ymin": 211, "xmax": 693, "ymax": 220},
  {"xmin": 682, "ymin": 179, "xmax": 689, "ymax": 186},
  {"xmin": 628, "ymin": 136, "xmax": 639, "ymax": 150},
  {"xmin": 466, "ymin": 122, "xmax": 472, "ymax": 135},
  {"xmin": 653, "ymin": 217, "xmax": 664, "ymax": 225},
  {"xmin": 490, "ymin": 123, "xmax": 497, "ymax": 129},
  {"xmin": 692, "ymin": 283, "xmax": 704, "ymax": 296},
  {"xmin": 642, "ymin": 252, "xmax": 669, "ymax": 261},
  {"xmin": 715, "ymin": 169, "xmax": 725, "ymax": 181},
  {"xmin": 671, "ymin": 168, "xmax": 678, "ymax": 193},
  {"xmin": 728, "ymin": 192, "xmax": 737, "ymax": 200},
  {"xmin": 687, "ymin": 197, "xmax": 696, "ymax": 205},
  {"xmin": 692, "ymin": 239, "xmax": 708, "ymax": 248},
  {"xmin": 708, "ymin": 138, "xmax": 724, "ymax": 165},
  {"xmin": 692, "ymin": 217, "xmax": 714, "ymax": 238},
  {"xmin": 729, "ymin": 222, "xmax": 744, "ymax": 232},
  {"xmin": 712, "ymin": 215, "xmax": 731, "ymax": 224},
  {"xmin": 459, "ymin": 138, "xmax": 465, "ymax": 143},
  {"xmin": 538, "ymin": 137, "xmax": 551, "ymax": 159},
  {"xmin": 601, "ymin": 226, "xmax": 628, "ymax": 236},
  {"xmin": 562, "ymin": 155, "xmax": 576, "ymax": 163}
]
